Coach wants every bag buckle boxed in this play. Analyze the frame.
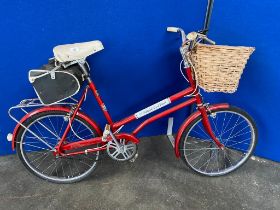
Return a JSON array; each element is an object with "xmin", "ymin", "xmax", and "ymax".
[{"xmin": 49, "ymin": 65, "xmax": 61, "ymax": 80}]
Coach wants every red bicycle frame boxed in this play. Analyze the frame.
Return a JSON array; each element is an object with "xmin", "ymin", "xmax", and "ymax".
[{"xmin": 53, "ymin": 66, "xmax": 224, "ymax": 156}]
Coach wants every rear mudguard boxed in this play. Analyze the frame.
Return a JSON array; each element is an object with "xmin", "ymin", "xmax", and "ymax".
[
  {"xmin": 174, "ymin": 103, "xmax": 229, "ymax": 158},
  {"xmin": 11, "ymin": 106, "xmax": 102, "ymax": 150}
]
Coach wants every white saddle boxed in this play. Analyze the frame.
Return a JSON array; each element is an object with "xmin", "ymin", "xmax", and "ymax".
[{"xmin": 53, "ymin": 40, "xmax": 104, "ymax": 62}]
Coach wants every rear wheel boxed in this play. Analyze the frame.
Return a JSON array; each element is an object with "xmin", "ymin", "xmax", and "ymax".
[
  {"xmin": 179, "ymin": 106, "xmax": 257, "ymax": 176},
  {"xmin": 16, "ymin": 110, "xmax": 100, "ymax": 183}
]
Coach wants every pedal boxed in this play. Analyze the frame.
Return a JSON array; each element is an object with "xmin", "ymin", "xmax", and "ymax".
[{"xmin": 102, "ymin": 124, "xmax": 110, "ymax": 142}]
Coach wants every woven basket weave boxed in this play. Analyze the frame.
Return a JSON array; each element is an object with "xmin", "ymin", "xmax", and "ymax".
[{"xmin": 189, "ymin": 44, "xmax": 255, "ymax": 93}]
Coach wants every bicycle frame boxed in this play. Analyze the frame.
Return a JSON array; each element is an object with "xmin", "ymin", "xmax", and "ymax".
[{"xmin": 53, "ymin": 66, "xmax": 224, "ymax": 156}]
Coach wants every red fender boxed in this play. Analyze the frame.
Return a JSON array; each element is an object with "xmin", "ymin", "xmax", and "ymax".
[
  {"xmin": 115, "ymin": 133, "xmax": 140, "ymax": 144},
  {"xmin": 11, "ymin": 106, "xmax": 102, "ymax": 150},
  {"xmin": 174, "ymin": 103, "xmax": 230, "ymax": 158}
]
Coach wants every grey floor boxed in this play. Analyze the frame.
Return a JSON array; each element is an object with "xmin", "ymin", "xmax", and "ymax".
[{"xmin": 0, "ymin": 136, "xmax": 279, "ymax": 210}]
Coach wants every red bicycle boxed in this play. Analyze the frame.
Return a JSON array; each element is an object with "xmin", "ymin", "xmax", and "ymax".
[{"xmin": 8, "ymin": 27, "xmax": 257, "ymax": 183}]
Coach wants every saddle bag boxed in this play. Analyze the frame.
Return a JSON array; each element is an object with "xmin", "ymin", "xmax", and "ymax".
[{"xmin": 29, "ymin": 60, "xmax": 85, "ymax": 105}]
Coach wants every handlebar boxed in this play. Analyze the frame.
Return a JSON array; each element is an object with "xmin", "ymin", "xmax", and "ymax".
[{"xmin": 167, "ymin": 27, "xmax": 215, "ymax": 45}]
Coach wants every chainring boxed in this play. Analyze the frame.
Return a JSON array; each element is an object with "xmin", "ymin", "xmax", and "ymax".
[{"xmin": 106, "ymin": 139, "xmax": 137, "ymax": 161}]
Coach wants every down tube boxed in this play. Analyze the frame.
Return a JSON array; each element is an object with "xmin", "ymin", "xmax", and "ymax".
[
  {"xmin": 113, "ymin": 86, "xmax": 195, "ymax": 130},
  {"xmin": 132, "ymin": 98, "xmax": 196, "ymax": 135}
]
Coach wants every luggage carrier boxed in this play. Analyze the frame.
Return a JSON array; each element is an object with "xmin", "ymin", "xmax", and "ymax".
[{"xmin": 7, "ymin": 97, "xmax": 78, "ymax": 142}]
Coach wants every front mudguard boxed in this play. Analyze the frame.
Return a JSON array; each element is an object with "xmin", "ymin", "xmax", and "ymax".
[
  {"xmin": 11, "ymin": 106, "xmax": 102, "ymax": 150},
  {"xmin": 174, "ymin": 103, "xmax": 229, "ymax": 158}
]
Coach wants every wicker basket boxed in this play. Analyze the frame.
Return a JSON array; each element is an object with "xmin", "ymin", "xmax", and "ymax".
[{"xmin": 189, "ymin": 44, "xmax": 255, "ymax": 93}]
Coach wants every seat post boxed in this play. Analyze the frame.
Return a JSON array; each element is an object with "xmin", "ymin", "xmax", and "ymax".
[{"xmin": 78, "ymin": 60, "xmax": 90, "ymax": 79}]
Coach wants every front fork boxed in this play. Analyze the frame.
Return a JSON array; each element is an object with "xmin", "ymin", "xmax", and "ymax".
[
  {"xmin": 197, "ymin": 102, "xmax": 223, "ymax": 149},
  {"xmin": 185, "ymin": 67, "xmax": 224, "ymax": 149}
]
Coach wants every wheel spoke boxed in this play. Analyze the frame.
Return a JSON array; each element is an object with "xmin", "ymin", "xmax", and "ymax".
[
  {"xmin": 30, "ymin": 151, "xmax": 50, "ymax": 163},
  {"xmin": 47, "ymin": 117, "xmax": 59, "ymax": 137},
  {"xmin": 188, "ymin": 149, "xmax": 210, "ymax": 164},
  {"xmin": 35, "ymin": 152, "xmax": 51, "ymax": 169},
  {"xmin": 190, "ymin": 129, "xmax": 209, "ymax": 139},
  {"xmin": 197, "ymin": 124, "xmax": 210, "ymax": 139},
  {"xmin": 225, "ymin": 138, "xmax": 251, "ymax": 147},
  {"xmin": 182, "ymin": 148, "xmax": 218, "ymax": 151},
  {"xmin": 27, "ymin": 123, "xmax": 54, "ymax": 150},
  {"xmin": 221, "ymin": 119, "xmax": 246, "ymax": 137},
  {"xmin": 68, "ymin": 127, "xmax": 90, "ymax": 141},
  {"xmin": 219, "ymin": 112, "xmax": 227, "ymax": 138},
  {"xmin": 36, "ymin": 120, "xmax": 60, "ymax": 139},
  {"xmin": 224, "ymin": 130, "xmax": 251, "ymax": 143},
  {"xmin": 211, "ymin": 115, "xmax": 220, "ymax": 137},
  {"xmin": 58, "ymin": 119, "xmax": 66, "ymax": 137},
  {"xmin": 204, "ymin": 149, "xmax": 217, "ymax": 172},
  {"xmin": 225, "ymin": 138, "xmax": 250, "ymax": 145},
  {"xmin": 23, "ymin": 143, "xmax": 53, "ymax": 151},
  {"xmin": 220, "ymin": 113, "xmax": 233, "ymax": 137},
  {"xmin": 193, "ymin": 150, "xmax": 210, "ymax": 167},
  {"xmin": 66, "ymin": 158, "xmax": 74, "ymax": 178}
]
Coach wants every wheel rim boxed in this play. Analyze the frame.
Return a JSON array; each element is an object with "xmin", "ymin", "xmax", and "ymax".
[
  {"xmin": 19, "ymin": 113, "xmax": 99, "ymax": 182},
  {"xmin": 182, "ymin": 110, "xmax": 256, "ymax": 176}
]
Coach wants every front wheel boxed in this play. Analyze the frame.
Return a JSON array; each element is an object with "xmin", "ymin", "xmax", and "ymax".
[{"xmin": 179, "ymin": 106, "xmax": 258, "ymax": 176}]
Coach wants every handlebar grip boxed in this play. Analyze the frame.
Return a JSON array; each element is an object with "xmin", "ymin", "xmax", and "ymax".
[{"xmin": 167, "ymin": 27, "xmax": 179, "ymax": 33}]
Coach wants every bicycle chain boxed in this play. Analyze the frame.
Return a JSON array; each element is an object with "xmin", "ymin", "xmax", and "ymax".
[{"xmin": 59, "ymin": 151, "xmax": 108, "ymax": 162}]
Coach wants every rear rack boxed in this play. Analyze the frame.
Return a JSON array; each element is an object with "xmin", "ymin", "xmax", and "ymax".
[
  {"xmin": 7, "ymin": 97, "xmax": 78, "ymax": 143},
  {"xmin": 8, "ymin": 97, "xmax": 78, "ymax": 122}
]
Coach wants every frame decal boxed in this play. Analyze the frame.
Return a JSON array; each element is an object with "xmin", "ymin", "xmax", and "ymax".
[{"xmin": 134, "ymin": 98, "xmax": 171, "ymax": 119}]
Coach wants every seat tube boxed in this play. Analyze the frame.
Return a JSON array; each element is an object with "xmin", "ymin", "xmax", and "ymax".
[
  {"xmin": 87, "ymin": 78, "xmax": 114, "ymax": 125},
  {"xmin": 56, "ymin": 87, "xmax": 88, "ymax": 154}
]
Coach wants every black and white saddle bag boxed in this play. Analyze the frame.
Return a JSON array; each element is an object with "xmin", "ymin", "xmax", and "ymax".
[{"xmin": 29, "ymin": 59, "xmax": 85, "ymax": 105}]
